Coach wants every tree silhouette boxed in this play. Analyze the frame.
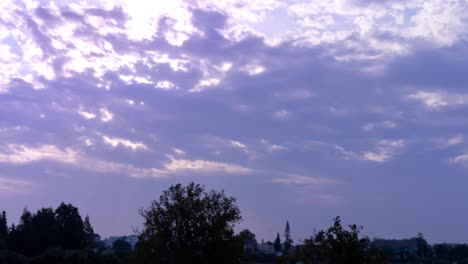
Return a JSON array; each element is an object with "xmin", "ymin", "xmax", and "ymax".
[
  {"xmin": 135, "ymin": 182, "xmax": 242, "ymax": 264},
  {"xmin": 283, "ymin": 221, "xmax": 293, "ymax": 253},
  {"xmin": 0, "ymin": 211, "xmax": 7, "ymax": 249},
  {"xmin": 55, "ymin": 202, "xmax": 86, "ymax": 250},
  {"xmin": 274, "ymin": 232, "xmax": 282, "ymax": 253},
  {"xmin": 83, "ymin": 215, "xmax": 96, "ymax": 247}
]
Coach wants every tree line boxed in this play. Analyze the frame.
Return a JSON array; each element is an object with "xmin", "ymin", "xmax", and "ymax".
[{"xmin": 1, "ymin": 182, "xmax": 468, "ymax": 263}]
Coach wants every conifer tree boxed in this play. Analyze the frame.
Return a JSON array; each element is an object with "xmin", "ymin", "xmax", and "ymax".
[
  {"xmin": 274, "ymin": 232, "xmax": 282, "ymax": 253},
  {"xmin": 0, "ymin": 211, "xmax": 7, "ymax": 249},
  {"xmin": 283, "ymin": 221, "xmax": 293, "ymax": 253},
  {"xmin": 83, "ymin": 215, "xmax": 96, "ymax": 246}
]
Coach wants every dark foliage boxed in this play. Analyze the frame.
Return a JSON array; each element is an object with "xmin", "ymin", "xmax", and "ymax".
[
  {"xmin": 300, "ymin": 217, "xmax": 387, "ymax": 264},
  {"xmin": 135, "ymin": 182, "xmax": 243, "ymax": 264},
  {"xmin": 4, "ymin": 203, "xmax": 92, "ymax": 257},
  {"xmin": 0, "ymin": 212, "xmax": 7, "ymax": 250}
]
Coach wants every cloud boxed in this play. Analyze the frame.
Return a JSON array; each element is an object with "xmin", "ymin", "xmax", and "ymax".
[
  {"xmin": 273, "ymin": 109, "xmax": 290, "ymax": 119},
  {"xmin": 0, "ymin": 176, "xmax": 34, "ymax": 195},
  {"xmin": 407, "ymin": 90, "xmax": 468, "ymax": 110},
  {"xmin": 172, "ymin": 148, "xmax": 186, "ymax": 155},
  {"xmin": 337, "ymin": 140, "xmax": 406, "ymax": 163},
  {"xmin": 362, "ymin": 121, "xmax": 397, "ymax": 132},
  {"xmin": 0, "ymin": 145, "xmax": 78, "ymax": 164},
  {"xmin": 272, "ymin": 174, "xmax": 338, "ymax": 185},
  {"xmin": 162, "ymin": 155, "xmax": 255, "ymax": 175},
  {"xmin": 100, "ymin": 108, "xmax": 113, "ymax": 122},
  {"xmin": 447, "ymin": 134, "xmax": 464, "ymax": 146},
  {"xmin": 78, "ymin": 110, "xmax": 97, "ymax": 119},
  {"xmin": 362, "ymin": 140, "xmax": 406, "ymax": 162},
  {"xmin": 101, "ymin": 134, "xmax": 149, "ymax": 151},
  {"xmin": 0, "ymin": 144, "xmax": 254, "ymax": 178},
  {"xmin": 449, "ymin": 154, "xmax": 468, "ymax": 165},
  {"xmin": 261, "ymin": 139, "xmax": 286, "ymax": 152},
  {"xmin": 229, "ymin": 140, "xmax": 249, "ymax": 153}
]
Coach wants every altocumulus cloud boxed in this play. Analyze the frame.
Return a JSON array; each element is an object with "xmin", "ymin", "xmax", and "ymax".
[{"xmin": 1, "ymin": 0, "xmax": 468, "ymax": 243}]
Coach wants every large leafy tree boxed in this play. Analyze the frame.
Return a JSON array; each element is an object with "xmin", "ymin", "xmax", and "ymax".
[
  {"xmin": 135, "ymin": 182, "xmax": 243, "ymax": 264},
  {"xmin": 55, "ymin": 202, "xmax": 86, "ymax": 250}
]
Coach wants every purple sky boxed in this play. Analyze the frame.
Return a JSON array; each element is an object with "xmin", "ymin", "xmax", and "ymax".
[{"xmin": 1, "ymin": 0, "xmax": 468, "ymax": 244}]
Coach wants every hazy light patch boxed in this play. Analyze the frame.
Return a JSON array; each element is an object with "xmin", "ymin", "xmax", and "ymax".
[
  {"xmin": 447, "ymin": 134, "xmax": 464, "ymax": 146},
  {"xmin": 274, "ymin": 109, "xmax": 290, "ymax": 119},
  {"xmin": 272, "ymin": 174, "xmax": 337, "ymax": 185},
  {"xmin": 303, "ymin": 193, "xmax": 344, "ymax": 205},
  {"xmin": 274, "ymin": 89, "xmax": 313, "ymax": 101},
  {"xmin": 0, "ymin": 176, "xmax": 33, "ymax": 195},
  {"xmin": 102, "ymin": 135, "xmax": 149, "ymax": 151},
  {"xmin": 362, "ymin": 121, "xmax": 397, "ymax": 132},
  {"xmin": 100, "ymin": 108, "xmax": 113, "ymax": 122}
]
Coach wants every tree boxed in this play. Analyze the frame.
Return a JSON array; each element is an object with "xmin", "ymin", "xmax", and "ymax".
[
  {"xmin": 303, "ymin": 217, "xmax": 387, "ymax": 264},
  {"xmin": 274, "ymin": 232, "xmax": 282, "ymax": 253},
  {"xmin": 113, "ymin": 238, "xmax": 132, "ymax": 261},
  {"xmin": 239, "ymin": 229, "xmax": 257, "ymax": 257},
  {"xmin": 283, "ymin": 221, "xmax": 293, "ymax": 253},
  {"xmin": 55, "ymin": 203, "xmax": 86, "ymax": 250},
  {"xmin": 135, "ymin": 182, "xmax": 242, "ymax": 264},
  {"xmin": 7, "ymin": 208, "xmax": 35, "ymax": 255},
  {"xmin": 416, "ymin": 232, "xmax": 430, "ymax": 258},
  {"xmin": 0, "ymin": 211, "xmax": 7, "ymax": 249},
  {"xmin": 29, "ymin": 208, "xmax": 61, "ymax": 254},
  {"xmin": 83, "ymin": 215, "xmax": 96, "ymax": 247}
]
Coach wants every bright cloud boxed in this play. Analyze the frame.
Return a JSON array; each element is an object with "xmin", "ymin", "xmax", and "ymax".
[
  {"xmin": 0, "ymin": 145, "xmax": 78, "ymax": 164},
  {"xmin": 102, "ymin": 135, "xmax": 149, "ymax": 151},
  {"xmin": 163, "ymin": 155, "xmax": 254, "ymax": 175},
  {"xmin": 100, "ymin": 108, "xmax": 114, "ymax": 122}
]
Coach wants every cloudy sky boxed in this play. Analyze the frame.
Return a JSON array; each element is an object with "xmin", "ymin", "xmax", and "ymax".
[{"xmin": 1, "ymin": 0, "xmax": 468, "ymax": 243}]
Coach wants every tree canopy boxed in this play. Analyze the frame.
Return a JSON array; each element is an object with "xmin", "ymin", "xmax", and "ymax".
[{"xmin": 135, "ymin": 182, "xmax": 243, "ymax": 264}]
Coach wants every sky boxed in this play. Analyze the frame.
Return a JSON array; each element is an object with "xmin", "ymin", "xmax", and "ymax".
[{"xmin": 1, "ymin": 0, "xmax": 468, "ymax": 244}]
